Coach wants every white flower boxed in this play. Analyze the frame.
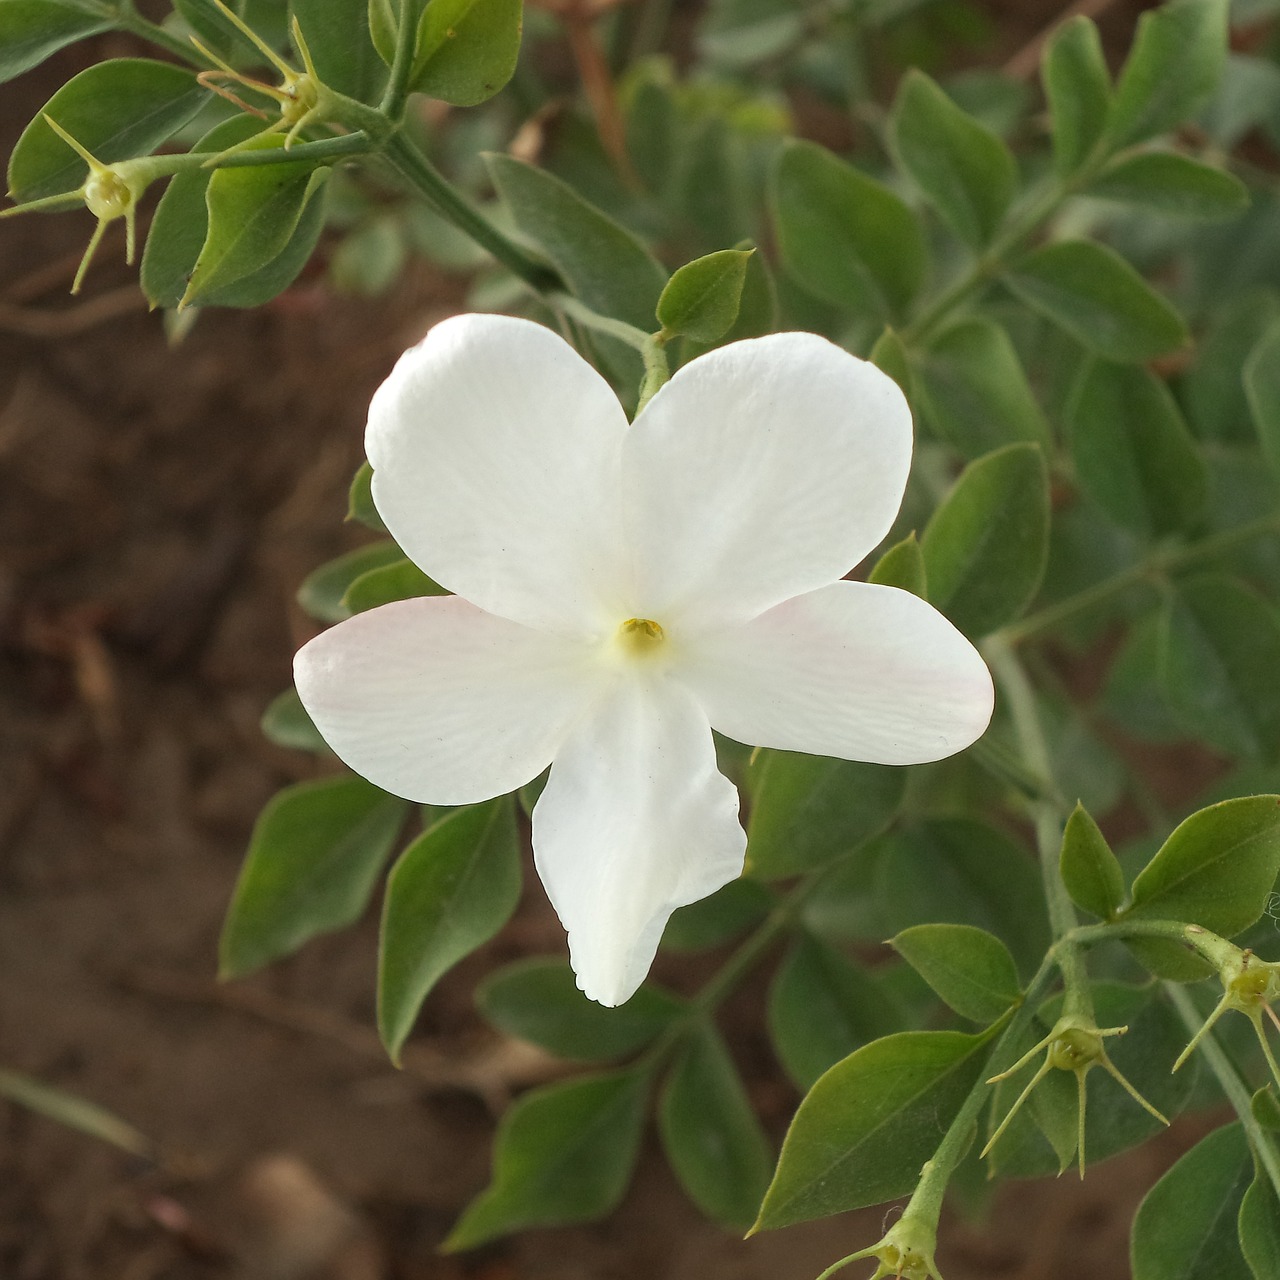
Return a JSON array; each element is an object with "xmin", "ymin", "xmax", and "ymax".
[{"xmin": 294, "ymin": 314, "xmax": 994, "ymax": 1006}]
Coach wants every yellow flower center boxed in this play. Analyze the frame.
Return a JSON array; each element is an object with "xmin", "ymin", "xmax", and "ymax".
[{"xmin": 616, "ymin": 617, "xmax": 666, "ymax": 656}]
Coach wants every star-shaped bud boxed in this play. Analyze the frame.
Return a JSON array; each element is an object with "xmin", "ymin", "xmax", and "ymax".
[
  {"xmin": 1173, "ymin": 947, "xmax": 1280, "ymax": 1086},
  {"xmin": 190, "ymin": 0, "xmax": 330, "ymax": 158},
  {"xmin": 981, "ymin": 1014, "xmax": 1169, "ymax": 1178},
  {"xmin": 826, "ymin": 1215, "xmax": 943, "ymax": 1280},
  {"xmin": 0, "ymin": 116, "xmax": 161, "ymax": 293}
]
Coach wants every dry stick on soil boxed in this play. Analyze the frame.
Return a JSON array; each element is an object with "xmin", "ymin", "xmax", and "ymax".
[
  {"xmin": 0, "ymin": 286, "xmax": 147, "ymax": 338},
  {"xmin": 119, "ymin": 967, "xmax": 568, "ymax": 1113},
  {"xmin": 1002, "ymin": 0, "xmax": 1123, "ymax": 80},
  {"xmin": 535, "ymin": 0, "xmax": 642, "ymax": 189}
]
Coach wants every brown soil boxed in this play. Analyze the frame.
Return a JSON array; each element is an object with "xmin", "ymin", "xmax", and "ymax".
[{"xmin": 0, "ymin": 15, "xmax": 1204, "ymax": 1280}]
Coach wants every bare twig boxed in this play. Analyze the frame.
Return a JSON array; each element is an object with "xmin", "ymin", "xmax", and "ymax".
[
  {"xmin": 0, "ymin": 286, "xmax": 148, "ymax": 339},
  {"xmin": 1002, "ymin": 0, "xmax": 1122, "ymax": 81}
]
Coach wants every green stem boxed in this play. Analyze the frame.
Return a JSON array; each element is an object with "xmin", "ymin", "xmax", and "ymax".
[
  {"xmin": 380, "ymin": 0, "xmax": 418, "ymax": 119},
  {"xmin": 902, "ymin": 951, "xmax": 1060, "ymax": 1223},
  {"xmin": 1165, "ymin": 982, "xmax": 1280, "ymax": 1203},
  {"xmin": 1000, "ymin": 511, "xmax": 1280, "ymax": 646},
  {"xmin": 195, "ymin": 132, "xmax": 372, "ymax": 168},
  {"xmin": 116, "ymin": 3, "xmax": 213, "ymax": 65},
  {"xmin": 383, "ymin": 133, "xmax": 558, "ymax": 294},
  {"xmin": 553, "ymin": 294, "xmax": 651, "ymax": 350},
  {"xmin": 635, "ymin": 336, "xmax": 671, "ymax": 414}
]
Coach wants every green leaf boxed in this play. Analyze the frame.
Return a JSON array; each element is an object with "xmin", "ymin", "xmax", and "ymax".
[
  {"xmin": 1041, "ymin": 15, "xmax": 1111, "ymax": 174},
  {"xmin": 770, "ymin": 139, "xmax": 925, "ymax": 318},
  {"xmin": 0, "ymin": 1067, "xmax": 151, "ymax": 1158},
  {"xmin": 659, "ymin": 1023, "xmax": 773, "ymax": 1230},
  {"xmin": 476, "ymin": 958, "xmax": 683, "ymax": 1061},
  {"xmin": 745, "ymin": 749, "xmax": 905, "ymax": 879},
  {"xmin": 1086, "ymin": 152, "xmax": 1249, "ymax": 221},
  {"xmin": 767, "ymin": 934, "xmax": 899, "ymax": 1092},
  {"xmin": 1254, "ymin": 1085, "xmax": 1280, "ymax": 1132},
  {"xmin": 1240, "ymin": 1172, "xmax": 1280, "ymax": 1280},
  {"xmin": 260, "ymin": 687, "xmax": 328, "ymax": 753},
  {"xmin": 486, "ymin": 153, "xmax": 665, "ymax": 334},
  {"xmin": 1066, "ymin": 359, "xmax": 1207, "ymax": 538},
  {"xmin": 410, "ymin": 0, "xmax": 523, "ymax": 105},
  {"xmin": 378, "ymin": 798, "xmax": 522, "ymax": 1060},
  {"xmin": 661, "ymin": 876, "xmax": 773, "ymax": 951},
  {"xmin": 0, "ymin": 0, "xmax": 111, "ymax": 86},
  {"xmin": 1106, "ymin": 0, "xmax": 1230, "ymax": 150},
  {"xmin": 292, "ymin": 0, "xmax": 385, "ymax": 102},
  {"xmin": 889, "ymin": 68, "xmax": 1017, "ymax": 249},
  {"xmin": 1159, "ymin": 576, "xmax": 1280, "ymax": 760},
  {"xmin": 753, "ymin": 1029, "xmax": 992, "ymax": 1229},
  {"xmin": 1131, "ymin": 1123, "xmax": 1250, "ymax": 1280},
  {"xmin": 1123, "ymin": 795, "xmax": 1280, "ymax": 978},
  {"xmin": 889, "ymin": 923, "xmax": 1019, "ymax": 1023},
  {"xmin": 869, "ymin": 531, "xmax": 926, "ymax": 597},
  {"xmin": 142, "ymin": 116, "xmax": 329, "ymax": 310},
  {"xmin": 656, "ymin": 249, "xmax": 753, "ymax": 344},
  {"xmin": 183, "ymin": 144, "xmax": 327, "ymax": 307},
  {"xmin": 444, "ymin": 1068, "xmax": 648, "ymax": 1250},
  {"xmin": 916, "ymin": 318, "xmax": 1052, "ymax": 458},
  {"xmin": 1245, "ymin": 318, "xmax": 1280, "ymax": 476},
  {"xmin": 343, "ymin": 557, "xmax": 445, "ymax": 613},
  {"xmin": 220, "ymin": 775, "xmax": 407, "ymax": 977},
  {"xmin": 872, "ymin": 820, "xmax": 1050, "ymax": 975},
  {"xmin": 296, "ymin": 541, "xmax": 405, "ymax": 622},
  {"xmin": 346, "ymin": 460, "xmax": 387, "ymax": 531},
  {"xmin": 1059, "ymin": 802, "xmax": 1125, "ymax": 919},
  {"xmin": 1005, "ymin": 240, "xmax": 1188, "ymax": 363},
  {"xmin": 8, "ymin": 59, "xmax": 206, "ymax": 202},
  {"xmin": 868, "ymin": 326, "xmax": 914, "ymax": 398},
  {"xmin": 920, "ymin": 442, "xmax": 1050, "ymax": 638}
]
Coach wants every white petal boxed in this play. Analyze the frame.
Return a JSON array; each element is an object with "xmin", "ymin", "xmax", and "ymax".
[
  {"xmin": 677, "ymin": 581, "xmax": 994, "ymax": 765},
  {"xmin": 294, "ymin": 596, "xmax": 600, "ymax": 805},
  {"xmin": 623, "ymin": 333, "xmax": 913, "ymax": 631},
  {"xmin": 531, "ymin": 674, "xmax": 746, "ymax": 1006},
  {"xmin": 366, "ymin": 314, "xmax": 629, "ymax": 635}
]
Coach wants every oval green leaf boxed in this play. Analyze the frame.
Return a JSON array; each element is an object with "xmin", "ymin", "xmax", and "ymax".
[
  {"xmin": 753, "ymin": 1029, "xmax": 993, "ymax": 1230},
  {"xmin": 767, "ymin": 934, "xmax": 900, "ymax": 1092},
  {"xmin": 921, "ymin": 442, "xmax": 1050, "ymax": 638},
  {"xmin": 889, "ymin": 922, "xmax": 1020, "ymax": 1023},
  {"xmin": 1086, "ymin": 151, "xmax": 1249, "ymax": 221},
  {"xmin": 0, "ymin": 0, "xmax": 111, "ymax": 86},
  {"xmin": 656, "ymin": 249, "xmax": 753, "ymax": 345},
  {"xmin": 378, "ymin": 797, "xmax": 521, "ymax": 1061},
  {"xmin": 1066, "ymin": 358, "xmax": 1207, "ymax": 538},
  {"xmin": 770, "ymin": 139, "xmax": 926, "ymax": 319},
  {"xmin": 745, "ymin": 749, "xmax": 905, "ymax": 880},
  {"xmin": 476, "ymin": 957, "xmax": 683, "ymax": 1061},
  {"xmin": 9, "ymin": 58, "xmax": 206, "ymax": 201},
  {"xmin": 1131, "ymin": 1122, "xmax": 1250, "ymax": 1280},
  {"xmin": 889, "ymin": 68, "xmax": 1017, "ymax": 249},
  {"xmin": 1059, "ymin": 802, "xmax": 1125, "ymax": 919},
  {"xmin": 444, "ymin": 1068, "xmax": 648, "ymax": 1250},
  {"xmin": 411, "ymin": 0, "xmax": 523, "ymax": 106},
  {"xmin": 219, "ymin": 774, "xmax": 408, "ymax": 977},
  {"xmin": 659, "ymin": 1022, "xmax": 773, "ymax": 1230},
  {"xmin": 296, "ymin": 541, "xmax": 406, "ymax": 622},
  {"xmin": 1041, "ymin": 15, "xmax": 1110, "ymax": 175},
  {"xmin": 343, "ymin": 557, "xmax": 446, "ymax": 613},
  {"xmin": 1005, "ymin": 240, "xmax": 1188, "ymax": 363}
]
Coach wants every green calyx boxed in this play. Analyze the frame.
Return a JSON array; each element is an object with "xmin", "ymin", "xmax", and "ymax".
[
  {"xmin": 822, "ymin": 1215, "xmax": 942, "ymax": 1280},
  {"xmin": 1173, "ymin": 946, "xmax": 1280, "ymax": 1086},
  {"xmin": 982, "ymin": 1013, "xmax": 1168, "ymax": 1178}
]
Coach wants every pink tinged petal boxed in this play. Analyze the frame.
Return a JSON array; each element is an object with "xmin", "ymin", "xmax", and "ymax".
[
  {"xmin": 677, "ymin": 581, "xmax": 994, "ymax": 766},
  {"xmin": 622, "ymin": 332, "xmax": 913, "ymax": 631},
  {"xmin": 531, "ymin": 674, "xmax": 747, "ymax": 1007},
  {"xmin": 294, "ymin": 595, "xmax": 601, "ymax": 806},
  {"xmin": 365, "ymin": 314, "xmax": 630, "ymax": 635}
]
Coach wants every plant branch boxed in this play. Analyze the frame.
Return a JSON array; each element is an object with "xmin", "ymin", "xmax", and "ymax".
[
  {"xmin": 383, "ymin": 133, "xmax": 560, "ymax": 293},
  {"xmin": 999, "ymin": 511, "xmax": 1280, "ymax": 646},
  {"xmin": 1165, "ymin": 981, "xmax": 1280, "ymax": 1203}
]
